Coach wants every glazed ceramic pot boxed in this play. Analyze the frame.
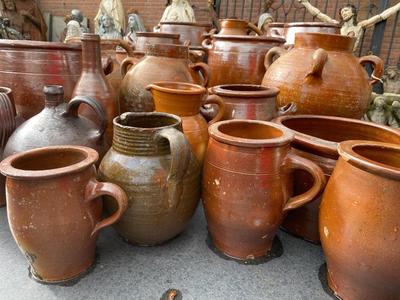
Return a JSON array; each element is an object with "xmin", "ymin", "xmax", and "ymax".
[
  {"xmin": 119, "ymin": 43, "xmax": 210, "ymax": 112},
  {"xmin": 273, "ymin": 115, "xmax": 400, "ymax": 243},
  {"xmin": 135, "ymin": 32, "xmax": 181, "ymax": 51},
  {"xmin": 72, "ymin": 34, "xmax": 117, "ymax": 147},
  {"xmin": 265, "ymin": 22, "xmax": 285, "ymax": 38},
  {"xmin": 283, "ymin": 22, "xmax": 340, "ymax": 46},
  {"xmin": 0, "ymin": 40, "xmax": 82, "ymax": 119},
  {"xmin": 147, "ymin": 82, "xmax": 225, "ymax": 163},
  {"xmin": 218, "ymin": 19, "xmax": 263, "ymax": 35},
  {"xmin": 158, "ymin": 22, "xmax": 212, "ymax": 48},
  {"xmin": 99, "ymin": 112, "xmax": 201, "ymax": 246},
  {"xmin": 320, "ymin": 140, "xmax": 400, "ymax": 300},
  {"xmin": 203, "ymin": 120, "xmax": 325, "ymax": 259},
  {"xmin": 0, "ymin": 146, "xmax": 128, "ymax": 283},
  {"xmin": 202, "ymin": 34, "xmax": 285, "ymax": 86},
  {"xmin": 262, "ymin": 33, "xmax": 384, "ymax": 119}
]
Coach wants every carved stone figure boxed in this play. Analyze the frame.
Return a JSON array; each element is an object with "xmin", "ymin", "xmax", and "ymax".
[
  {"xmin": 0, "ymin": 16, "xmax": 22, "ymax": 39},
  {"xmin": 388, "ymin": 101, "xmax": 400, "ymax": 128},
  {"xmin": 99, "ymin": 15, "xmax": 122, "ymax": 40},
  {"xmin": 94, "ymin": 0, "xmax": 125, "ymax": 35},
  {"xmin": 160, "ymin": 0, "xmax": 196, "ymax": 23},
  {"xmin": 382, "ymin": 66, "xmax": 400, "ymax": 94},
  {"xmin": 367, "ymin": 96, "xmax": 390, "ymax": 125},
  {"xmin": 124, "ymin": 12, "xmax": 146, "ymax": 46},
  {"xmin": 64, "ymin": 10, "xmax": 88, "ymax": 42},
  {"xmin": 0, "ymin": 0, "xmax": 27, "ymax": 39},
  {"xmin": 15, "ymin": 0, "xmax": 47, "ymax": 40},
  {"xmin": 257, "ymin": 12, "xmax": 274, "ymax": 33},
  {"xmin": 298, "ymin": 0, "xmax": 400, "ymax": 51}
]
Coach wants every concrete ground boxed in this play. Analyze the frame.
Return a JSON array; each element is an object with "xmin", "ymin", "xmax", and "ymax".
[{"xmin": 0, "ymin": 206, "xmax": 332, "ymax": 300}]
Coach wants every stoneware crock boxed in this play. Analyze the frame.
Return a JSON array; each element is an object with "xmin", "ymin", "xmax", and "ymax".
[
  {"xmin": 264, "ymin": 22, "xmax": 285, "ymax": 38},
  {"xmin": 218, "ymin": 19, "xmax": 263, "ymax": 35}
]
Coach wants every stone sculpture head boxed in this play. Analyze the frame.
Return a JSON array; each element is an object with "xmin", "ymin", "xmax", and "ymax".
[
  {"xmin": 71, "ymin": 9, "xmax": 84, "ymax": 24},
  {"xmin": 374, "ymin": 96, "xmax": 387, "ymax": 112},
  {"xmin": 2, "ymin": 0, "xmax": 16, "ymax": 11},
  {"xmin": 101, "ymin": 15, "xmax": 115, "ymax": 32},
  {"xmin": 340, "ymin": 4, "xmax": 358, "ymax": 25},
  {"xmin": 257, "ymin": 13, "xmax": 274, "ymax": 31}
]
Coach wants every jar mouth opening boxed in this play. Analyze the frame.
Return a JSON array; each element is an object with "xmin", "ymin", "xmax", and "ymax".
[
  {"xmin": 212, "ymin": 84, "xmax": 279, "ymax": 98},
  {"xmin": 148, "ymin": 81, "xmax": 206, "ymax": 95},
  {"xmin": 115, "ymin": 112, "xmax": 182, "ymax": 131}
]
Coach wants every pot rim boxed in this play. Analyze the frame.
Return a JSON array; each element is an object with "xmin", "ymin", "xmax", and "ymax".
[
  {"xmin": 338, "ymin": 140, "xmax": 400, "ymax": 180},
  {"xmin": 0, "ymin": 146, "xmax": 98, "ymax": 180},
  {"xmin": 267, "ymin": 22, "xmax": 285, "ymax": 27},
  {"xmin": 160, "ymin": 21, "xmax": 212, "ymax": 28},
  {"xmin": 210, "ymin": 34, "xmax": 285, "ymax": 43},
  {"xmin": 211, "ymin": 84, "xmax": 279, "ymax": 98},
  {"xmin": 114, "ymin": 112, "xmax": 182, "ymax": 132},
  {"xmin": 285, "ymin": 22, "xmax": 341, "ymax": 28},
  {"xmin": 209, "ymin": 119, "xmax": 293, "ymax": 148},
  {"xmin": 147, "ymin": 81, "xmax": 206, "ymax": 95},
  {"xmin": 0, "ymin": 39, "xmax": 82, "ymax": 51},
  {"xmin": 136, "ymin": 32, "xmax": 181, "ymax": 39}
]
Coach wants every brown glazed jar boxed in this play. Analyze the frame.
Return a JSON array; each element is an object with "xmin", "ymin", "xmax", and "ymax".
[
  {"xmin": 202, "ymin": 34, "xmax": 285, "ymax": 86},
  {"xmin": 320, "ymin": 140, "xmax": 400, "ymax": 300},
  {"xmin": 72, "ymin": 34, "xmax": 117, "ymax": 147},
  {"xmin": 119, "ymin": 43, "xmax": 209, "ymax": 112},
  {"xmin": 265, "ymin": 22, "xmax": 285, "ymax": 38},
  {"xmin": 202, "ymin": 120, "xmax": 325, "ymax": 259},
  {"xmin": 158, "ymin": 22, "xmax": 212, "ymax": 48},
  {"xmin": 147, "ymin": 82, "xmax": 225, "ymax": 163},
  {"xmin": 273, "ymin": 115, "xmax": 400, "ymax": 243},
  {"xmin": 0, "ymin": 146, "xmax": 128, "ymax": 283},
  {"xmin": 99, "ymin": 112, "xmax": 201, "ymax": 246},
  {"xmin": 283, "ymin": 22, "xmax": 340, "ymax": 46},
  {"xmin": 0, "ymin": 40, "xmax": 82, "ymax": 119},
  {"xmin": 218, "ymin": 19, "xmax": 263, "ymax": 35},
  {"xmin": 262, "ymin": 33, "xmax": 384, "ymax": 119},
  {"xmin": 135, "ymin": 32, "xmax": 181, "ymax": 51}
]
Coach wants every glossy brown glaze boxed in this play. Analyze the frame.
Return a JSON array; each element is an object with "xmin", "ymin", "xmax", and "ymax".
[
  {"xmin": 135, "ymin": 32, "xmax": 181, "ymax": 51},
  {"xmin": 273, "ymin": 115, "xmax": 400, "ymax": 243},
  {"xmin": 158, "ymin": 22, "xmax": 212, "ymax": 48},
  {"xmin": 264, "ymin": 22, "xmax": 285, "ymax": 38},
  {"xmin": 0, "ymin": 40, "xmax": 82, "ymax": 119},
  {"xmin": 0, "ymin": 146, "xmax": 128, "ymax": 283},
  {"xmin": 72, "ymin": 34, "xmax": 118, "ymax": 147},
  {"xmin": 262, "ymin": 33, "xmax": 384, "ymax": 119},
  {"xmin": 119, "ymin": 43, "xmax": 209, "ymax": 112},
  {"xmin": 99, "ymin": 112, "xmax": 201, "ymax": 246},
  {"xmin": 320, "ymin": 140, "xmax": 400, "ymax": 300},
  {"xmin": 202, "ymin": 120, "xmax": 325, "ymax": 260},
  {"xmin": 284, "ymin": 22, "xmax": 340, "ymax": 46},
  {"xmin": 203, "ymin": 34, "xmax": 285, "ymax": 86},
  {"xmin": 147, "ymin": 82, "xmax": 224, "ymax": 163},
  {"xmin": 218, "ymin": 19, "xmax": 263, "ymax": 35}
]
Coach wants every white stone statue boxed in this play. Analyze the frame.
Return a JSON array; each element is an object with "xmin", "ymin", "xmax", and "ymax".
[
  {"xmin": 160, "ymin": 0, "xmax": 196, "ymax": 23},
  {"xmin": 99, "ymin": 15, "xmax": 122, "ymax": 40},
  {"xmin": 64, "ymin": 9, "xmax": 87, "ymax": 42},
  {"xmin": 388, "ymin": 101, "xmax": 400, "ymax": 128},
  {"xmin": 94, "ymin": 0, "xmax": 125, "ymax": 35},
  {"xmin": 257, "ymin": 12, "xmax": 274, "ymax": 33},
  {"xmin": 124, "ymin": 12, "xmax": 146, "ymax": 46}
]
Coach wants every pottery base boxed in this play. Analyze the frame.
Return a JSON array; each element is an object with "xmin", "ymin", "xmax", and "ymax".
[{"xmin": 318, "ymin": 263, "xmax": 341, "ymax": 300}]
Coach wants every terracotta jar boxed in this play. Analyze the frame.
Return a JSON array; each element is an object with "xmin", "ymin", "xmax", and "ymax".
[
  {"xmin": 158, "ymin": 22, "xmax": 212, "ymax": 48},
  {"xmin": 265, "ymin": 22, "xmax": 285, "ymax": 38},
  {"xmin": 119, "ymin": 44, "xmax": 209, "ymax": 112},
  {"xmin": 284, "ymin": 22, "xmax": 340, "ymax": 46},
  {"xmin": 262, "ymin": 33, "xmax": 384, "ymax": 119},
  {"xmin": 218, "ymin": 19, "xmax": 263, "ymax": 35},
  {"xmin": 99, "ymin": 112, "xmax": 201, "ymax": 245},
  {"xmin": 135, "ymin": 32, "xmax": 181, "ymax": 51},
  {"xmin": 203, "ymin": 120, "xmax": 325, "ymax": 260},
  {"xmin": 147, "ymin": 82, "xmax": 225, "ymax": 163},
  {"xmin": 273, "ymin": 115, "xmax": 400, "ymax": 243},
  {"xmin": 0, "ymin": 40, "xmax": 82, "ymax": 119},
  {"xmin": 320, "ymin": 140, "xmax": 400, "ymax": 300},
  {"xmin": 72, "ymin": 34, "xmax": 117, "ymax": 147},
  {"xmin": 0, "ymin": 146, "xmax": 128, "ymax": 283},
  {"xmin": 202, "ymin": 34, "xmax": 285, "ymax": 86}
]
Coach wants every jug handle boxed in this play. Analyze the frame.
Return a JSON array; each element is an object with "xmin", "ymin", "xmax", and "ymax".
[
  {"xmin": 282, "ymin": 152, "xmax": 326, "ymax": 212},
  {"xmin": 359, "ymin": 55, "xmax": 384, "ymax": 85},
  {"xmin": 116, "ymin": 39, "xmax": 135, "ymax": 57},
  {"xmin": 154, "ymin": 127, "xmax": 191, "ymax": 209},
  {"xmin": 247, "ymin": 22, "xmax": 263, "ymax": 36},
  {"xmin": 190, "ymin": 62, "xmax": 210, "ymax": 87},
  {"xmin": 121, "ymin": 57, "xmax": 137, "ymax": 77},
  {"xmin": 305, "ymin": 48, "xmax": 328, "ymax": 79},
  {"xmin": 264, "ymin": 46, "xmax": 287, "ymax": 69},
  {"xmin": 278, "ymin": 102, "xmax": 297, "ymax": 116},
  {"xmin": 64, "ymin": 95, "xmax": 108, "ymax": 138},
  {"xmin": 204, "ymin": 94, "xmax": 225, "ymax": 125},
  {"xmin": 202, "ymin": 37, "xmax": 213, "ymax": 50},
  {"xmin": 85, "ymin": 178, "xmax": 128, "ymax": 236}
]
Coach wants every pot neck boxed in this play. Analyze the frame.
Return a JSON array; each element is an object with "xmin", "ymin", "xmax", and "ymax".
[
  {"xmin": 81, "ymin": 34, "xmax": 103, "ymax": 72},
  {"xmin": 43, "ymin": 85, "xmax": 64, "ymax": 108},
  {"xmin": 145, "ymin": 43, "xmax": 189, "ymax": 59},
  {"xmin": 294, "ymin": 33, "xmax": 354, "ymax": 52}
]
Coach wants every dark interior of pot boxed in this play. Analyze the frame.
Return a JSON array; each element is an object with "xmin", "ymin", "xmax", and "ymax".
[
  {"xmin": 119, "ymin": 113, "xmax": 179, "ymax": 129},
  {"xmin": 353, "ymin": 145, "xmax": 400, "ymax": 169},
  {"xmin": 11, "ymin": 149, "xmax": 87, "ymax": 171},
  {"xmin": 220, "ymin": 85, "xmax": 267, "ymax": 92},
  {"xmin": 218, "ymin": 122, "xmax": 283, "ymax": 140}
]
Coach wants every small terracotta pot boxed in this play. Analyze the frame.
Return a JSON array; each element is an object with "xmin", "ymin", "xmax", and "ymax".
[
  {"xmin": 158, "ymin": 22, "xmax": 212, "ymax": 48},
  {"xmin": 283, "ymin": 22, "xmax": 340, "ymax": 46},
  {"xmin": 218, "ymin": 19, "xmax": 263, "ymax": 35},
  {"xmin": 202, "ymin": 120, "xmax": 325, "ymax": 260},
  {"xmin": 320, "ymin": 140, "xmax": 400, "ymax": 299},
  {"xmin": 0, "ymin": 146, "xmax": 128, "ymax": 283},
  {"xmin": 147, "ymin": 81, "xmax": 225, "ymax": 163}
]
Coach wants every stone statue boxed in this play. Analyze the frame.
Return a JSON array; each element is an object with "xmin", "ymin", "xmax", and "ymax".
[
  {"xmin": 382, "ymin": 66, "xmax": 400, "ymax": 94},
  {"xmin": 364, "ymin": 96, "xmax": 390, "ymax": 125},
  {"xmin": 0, "ymin": 0, "xmax": 27, "ymax": 39},
  {"xmin": 99, "ymin": 15, "xmax": 122, "ymax": 40},
  {"xmin": 257, "ymin": 12, "xmax": 274, "ymax": 33},
  {"xmin": 0, "ymin": 16, "xmax": 22, "ymax": 39},
  {"xmin": 64, "ymin": 9, "xmax": 88, "ymax": 42},
  {"xmin": 160, "ymin": 0, "xmax": 196, "ymax": 23},
  {"xmin": 388, "ymin": 101, "xmax": 400, "ymax": 128},
  {"xmin": 124, "ymin": 12, "xmax": 146, "ymax": 46},
  {"xmin": 298, "ymin": 0, "xmax": 400, "ymax": 51},
  {"xmin": 15, "ymin": 0, "xmax": 47, "ymax": 40},
  {"xmin": 94, "ymin": 0, "xmax": 125, "ymax": 35}
]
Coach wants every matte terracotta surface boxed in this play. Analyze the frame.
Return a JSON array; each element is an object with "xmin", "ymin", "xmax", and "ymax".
[
  {"xmin": 218, "ymin": 19, "xmax": 262, "ymax": 35},
  {"xmin": 273, "ymin": 115, "xmax": 400, "ymax": 243},
  {"xmin": 320, "ymin": 140, "xmax": 400, "ymax": 300},
  {"xmin": 0, "ymin": 40, "xmax": 82, "ymax": 119},
  {"xmin": 158, "ymin": 22, "xmax": 212, "ymax": 48},
  {"xmin": 0, "ymin": 146, "xmax": 128, "ymax": 283},
  {"xmin": 202, "ymin": 119, "xmax": 325, "ymax": 260},
  {"xmin": 99, "ymin": 112, "xmax": 201, "ymax": 246},
  {"xmin": 202, "ymin": 35, "xmax": 285, "ymax": 86},
  {"xmin": 283, "ymin": 22, "xmax": 340, "ymax": 46},
  {"xmin": 262, "ymin": 33, "xmax": 384, "ymax": 119},
  {"xmin": 147, "ymin": 81, "xmax": 224, "ymax": 163},
  {"xmin": 119, "ymin": 44, "xmax": 209, "ymax": 112}
]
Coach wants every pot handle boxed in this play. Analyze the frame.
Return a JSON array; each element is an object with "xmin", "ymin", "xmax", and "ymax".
[
  {"xmin": 202, "ymin": 37, "xmax": 213, "ymax": 50},
  {"xmin": 190, "ymin": 62, "xmax": 210, "ymax": 87},
  {"xmin": 278, "ymin": 102, "xmax": 297, "ymax": 116},
  {"xmin": 154, "ymin": 127, "xmax": 191, "ymax": 209},
  {"xmin": 282, "ymin": 152, "xmax": 326, "ymax": 212},
  {"xmin": 121, "ymin": 57, "xmax": 137, "ymax": 77},
  {"xmin": 264, "ymin": 46, "xmax": 288, "ymax": 69},
  {"xmin": 116, "ymin": 39, "xmax": 135, "ymax": 57},
  {"xmin": 359, "ymin": 55, "xmax": 384, "ymax": 85},
  {"xmin": 64, "ymin": 95, "xmax": 107, "ymax": 138},
  {"xmin": 204, "ymin": 94, "xmax": 225, "ymax": 125},
  {"xmin": 247, "ymin": 22, "xmax": 263, "ymax": 36},
  {"xmin": 85, "ymin": 179, "xmax": 128, "ymax": 236},
  {"xmin": 305, "ymin": 48, "xmax": 328, "ymax": 79}
]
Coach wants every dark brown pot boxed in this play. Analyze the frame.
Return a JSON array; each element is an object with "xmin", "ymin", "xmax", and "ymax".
[
  {"xmin": 119, "ymin": 44, "xmax": 210, "ymax": 112},
  {"xmin": 202, "ymin": 34, "xmax": 285, "ymax": 86},
  {"xmin": 265, "ymin": 22, "xmax": 285, "ymax": 38},
  {"xmin": 158, "ymin": 22, "xmax": 212, "ymax": 48},
  {"xmin": 135, "ymin": 32, "xmax": 181, "ymax": 51},
  {"xmin": 320, "ymin": 140, "xmax": 400, "ymax": 299},
  {"xmin": 218, "ymin": 19, "xmax": 263, "ymax": 35},
  {"xmin": 273, "ymin": 115, "xmax": 400, "ymax": 243},
  {"xmin": 0, "ymin": 40, "xmax": 82, "ymax": 119},
  {"xmin": 202, "ymin": 120, "xmax": 325, "ymax": 260},
  {"xmin": 284, "ymin": 22, "xmax": 340, "ymax": 46},
  {"xmin": 99, "ymin": 112, "xmax": 201, "ymax": 246},
  {"xmin": 0, "ymin": 145, "xmax": 128, "ymax": 283},
  {"xmin": 262, "ymin": 33, "xmax": 384, "ymax": 119}
]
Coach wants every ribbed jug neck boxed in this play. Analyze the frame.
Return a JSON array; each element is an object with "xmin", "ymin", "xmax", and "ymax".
[{"xmin": 43, "ymin": 85, "xmax": 64, "ymax": 107}]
